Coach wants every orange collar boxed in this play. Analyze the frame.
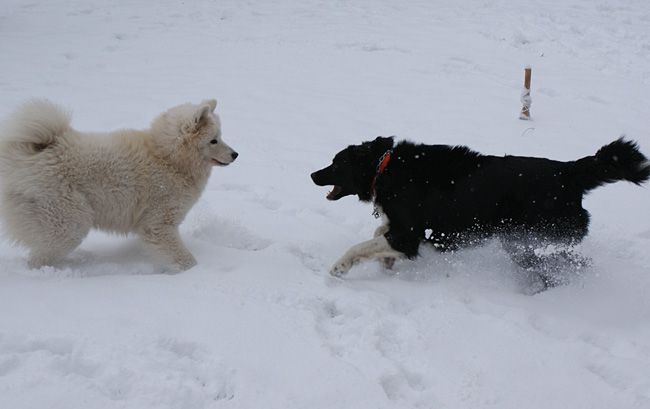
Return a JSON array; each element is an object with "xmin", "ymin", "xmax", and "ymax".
[{"xmin": 371, "ymin": 150, "xmax": 392, "ymax": 196}]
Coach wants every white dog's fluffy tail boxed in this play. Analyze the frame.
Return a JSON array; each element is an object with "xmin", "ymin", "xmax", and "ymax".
[{"xmin": 0, "ymin": 100, "xmax": 71, "ymax": 168}]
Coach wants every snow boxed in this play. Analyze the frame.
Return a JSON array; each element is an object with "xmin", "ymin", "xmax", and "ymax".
[{"xmin": 1, "ymin": 0, "xmax": 650, "ymax": 408}]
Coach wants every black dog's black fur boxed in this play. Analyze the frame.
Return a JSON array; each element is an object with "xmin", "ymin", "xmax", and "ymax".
[{"xmin": 311, "ymin": 136, "xmax": 649, "ymax": 285}]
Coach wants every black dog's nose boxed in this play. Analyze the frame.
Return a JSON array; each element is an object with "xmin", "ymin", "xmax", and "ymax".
[
  {"xmin": 311, "ymin": 171, "xmax": 323, "ymax": 184},
  {"xmin": 231, "ymin": 151, "xmax": 239, "ymax": 160}
]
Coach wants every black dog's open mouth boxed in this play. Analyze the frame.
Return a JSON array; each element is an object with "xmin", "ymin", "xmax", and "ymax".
[
  {"xmin": 327, "ymin": 186, "xmax": 343, "ymax": 200},
  {"xmin": 311, "ymin": 170, "xmax": 346, "ymax": 200}
]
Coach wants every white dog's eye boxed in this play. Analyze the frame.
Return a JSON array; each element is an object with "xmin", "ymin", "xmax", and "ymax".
[{"xmin": 210, "ymin": 139, "xmax": 218, "ymax": 145}]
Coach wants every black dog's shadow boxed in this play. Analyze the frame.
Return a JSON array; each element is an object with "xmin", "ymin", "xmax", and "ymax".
[{"xmin": 350, "ymin": 239, "xmax": 591, "ymax": 295}]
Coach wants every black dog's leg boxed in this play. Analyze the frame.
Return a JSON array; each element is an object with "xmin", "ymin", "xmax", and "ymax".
[
  {"xmin": 330, "ymin": 235, "xmax": 404, "ymax": 276},
  {"xmin": 374, "ymin": 222, "xmax": 396, "ymax": 269},
  {"xmin": 501, "ymin": 237, "xmax": 591, "ymax": 292},
  {"xmin": 385, "ymin": 229, "xmax": 420, "ymax": 259},
  {"xmin": 500, "ymin": 237, "xmax": 552, "ymax": 291},
  {"xmin": 536, "ymin": 250, "xmax": 591, "ymax": 288}
]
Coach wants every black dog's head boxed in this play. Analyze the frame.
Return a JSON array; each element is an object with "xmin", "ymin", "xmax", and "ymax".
[{"xmin": 311, "ymin": 136, "xmax": 394, "ymax": 202}]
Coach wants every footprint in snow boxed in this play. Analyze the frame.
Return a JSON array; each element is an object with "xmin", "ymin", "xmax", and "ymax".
[
  {"xmin": 185, "ymin": 213, "xmax": 271, "ymax": 251},
  {"xmin": 287, "ymin": 243, "xmax": 329, "ymax": 272},
  {"xmin": 0, "ymin": 333, "xmax": 236, "ymax": 404}
]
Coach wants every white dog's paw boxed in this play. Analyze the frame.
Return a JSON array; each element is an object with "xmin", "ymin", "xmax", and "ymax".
[
  {"xmin": 160, "ymin": 265, "xmax": 182, "ymax": 275},
  {"xmin": 174, "ymin": 254, "xmax": 197, "ymax": 271},
  {"xmin": 330, "ymin": 258, "xmax": 353, "ymax": 277},
  {"xmin": 27, "ymin": 253, "xmax": 59, "ymax": 270}
]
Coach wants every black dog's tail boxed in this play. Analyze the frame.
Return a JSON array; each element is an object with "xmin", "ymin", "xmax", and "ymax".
[{"xmin": 573, "ymin": 137, "xmax": 650, "ymax": 192}]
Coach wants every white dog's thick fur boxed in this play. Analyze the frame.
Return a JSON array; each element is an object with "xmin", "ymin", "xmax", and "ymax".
[{"xmin": 0, "ymin": 99, "xmax": 237, "ymax": 271}]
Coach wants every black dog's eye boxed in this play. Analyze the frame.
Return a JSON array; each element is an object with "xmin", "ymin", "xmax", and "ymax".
[{"xmin": 210, "ymin": 139, "xmax": 218, "ymax": 144}]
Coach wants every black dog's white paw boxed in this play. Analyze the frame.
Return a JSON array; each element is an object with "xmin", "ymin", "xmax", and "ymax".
[
  {"xmin": 330, "ymin": 259, "xmax": 352, "ymax": 276},
  {"xmin": 380, "ymin": 257, "xmax": 395, "ymax": 270}
]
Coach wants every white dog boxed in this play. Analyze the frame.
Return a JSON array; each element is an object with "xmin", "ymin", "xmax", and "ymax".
[{"xmin": 0, "ymin": 99, "xmax": 237, "ymax": 271}]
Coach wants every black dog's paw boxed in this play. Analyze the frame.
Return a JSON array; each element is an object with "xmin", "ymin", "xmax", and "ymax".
[
  {"xmin": 380, "ymin": 257, "xmax": 395, "ymax": 270},
  {"xmin": 330, "ymin": 259, "xmax": 353, "ymax": 276}
]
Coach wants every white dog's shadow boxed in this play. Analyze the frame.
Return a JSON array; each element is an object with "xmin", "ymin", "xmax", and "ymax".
[
  {"xmin": 46, "ymin": 235, "xmax": 162, "ymax": 277},
  {"xmin": 30, "ymin": 213, "xmax": 266, "ymax": 276}
]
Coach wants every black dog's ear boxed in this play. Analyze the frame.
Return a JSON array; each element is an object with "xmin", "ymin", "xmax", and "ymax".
[{"xmin": 372, "ymin": 136, "xmax": 394, "ymax": 150}]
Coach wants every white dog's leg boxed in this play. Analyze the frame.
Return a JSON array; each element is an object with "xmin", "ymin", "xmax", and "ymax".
[
  {"xmin": 140, "ymin": 227, "xmax": 197, "ymax": 271},
  {"xmin": 17, "ymin": 197, "xmax": 92, "ymax": 269},
  {"xmin": 330, "ymin": 235, "xmax": 403, "ymax": 276},
  {"xmin": 28, "ymin": 238, "xmax": 86, "ymax": 269}
]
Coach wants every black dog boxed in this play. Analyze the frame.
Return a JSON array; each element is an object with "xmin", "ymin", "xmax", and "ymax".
[{"xmin": 311, "ymin": 136, "xmax": 649, "ymax": 286}]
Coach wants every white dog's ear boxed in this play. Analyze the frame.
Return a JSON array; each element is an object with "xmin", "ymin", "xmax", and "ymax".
[
  {"xmin": 201, "ymin": 99, "xmax": 217, "ymax": 112},
  {"xmin": 192, "ymin": 104, "xmax": 213, "ymax": 129},
  {"xmin": 187, "ymin": 100, "xmax": 217, "ymax": 133}
]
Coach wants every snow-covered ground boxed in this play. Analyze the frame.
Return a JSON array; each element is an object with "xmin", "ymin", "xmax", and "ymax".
[{"xmin": 1, "ymin": 0, "xmax": 650, "ymax": 407}]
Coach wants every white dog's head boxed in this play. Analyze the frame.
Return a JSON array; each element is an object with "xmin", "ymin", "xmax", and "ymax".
[{"xmin": 151, "ymin": 99, "xmax": 238, "ymax": 167}]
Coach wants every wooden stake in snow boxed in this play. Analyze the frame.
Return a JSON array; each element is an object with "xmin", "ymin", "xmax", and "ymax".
[{"xmin": 519, "ymin": 66, "xmax": 532, "ymax": 120}]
